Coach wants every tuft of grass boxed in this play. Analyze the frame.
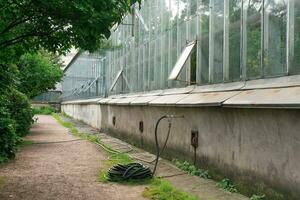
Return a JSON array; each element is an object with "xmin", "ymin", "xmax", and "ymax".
[
  {"xmin": 32, "ymin": 106, "xmax": 55, "ymax": 115},
  {"xmin": 19, "ymin": 140, "xmax": 34, "ymax": 148},
  {"xmin": 52, "ymin": 113, "xmax": 73, "ymax": 128},
  {"xmin": 173, "ymin": 159, "xmax": 211, "ymax": 179},
  {"xmin": 217, "ymin": 178, "xmax": 238, "ymax": 193},
  {"xmin": 143, "ymin": 178, "xmax": 198, "ymax": 200},
  {"xmin": 250, "ymin": 194, "xmax": 266, "ymax": 200}
]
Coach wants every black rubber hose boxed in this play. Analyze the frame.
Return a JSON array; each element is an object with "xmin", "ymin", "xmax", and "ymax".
[
  {"xmin": 152, "ymin": 115, "xmax": 169, "ymax": 176},
  {"xmin": 150, "ymin": 121, "xmax": 172, "ymax": 164},
  {"xmin": 108, "ymin": 162, "xmax": 152, "ymax": 181}
]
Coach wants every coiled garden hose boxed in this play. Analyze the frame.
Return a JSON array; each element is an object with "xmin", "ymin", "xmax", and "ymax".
[{"xmin": 107, "ymin": 162, "xmax": 152, "ymax": 181}]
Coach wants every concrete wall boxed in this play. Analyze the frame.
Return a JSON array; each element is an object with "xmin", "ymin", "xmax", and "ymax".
[{"xmin": 62, "ymin": 103, "xmax": 300, "ymax": 198}]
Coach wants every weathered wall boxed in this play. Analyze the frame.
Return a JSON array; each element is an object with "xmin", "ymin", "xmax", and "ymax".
[{"xmin": 62, "ymin": 103, "xmax": 300, "ymax": 198}]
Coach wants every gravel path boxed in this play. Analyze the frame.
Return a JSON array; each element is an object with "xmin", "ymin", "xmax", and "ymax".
[{"xmin": 0, "ymin": 115, "xmax": 146, "ymax": 200}]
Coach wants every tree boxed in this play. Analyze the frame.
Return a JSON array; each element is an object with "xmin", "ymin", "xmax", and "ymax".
[
  {"xmin": 18, "ymin": 52, "xmax": 64, "ymax": 98},
  {"xmin": 0, "ymin": 0, "xmax": 140, "ymax": 54}
]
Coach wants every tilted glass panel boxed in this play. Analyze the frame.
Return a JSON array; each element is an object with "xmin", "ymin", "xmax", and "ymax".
[
  {"xmin": 168, "ymin": 40, "xmax": 197, "ymax": 80},
  {"xmin": 263, "ymin": 0, "xmax": 287, "ymax": 77}
]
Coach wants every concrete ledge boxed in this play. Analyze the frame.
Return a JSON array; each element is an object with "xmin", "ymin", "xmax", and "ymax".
[
  {"xmin": 62, "ymin": 75, "xmax": 300, "ymax": 108},
  {"xmin": 61, "ymin": 98, "xmax": 102, "ymax": 105}
]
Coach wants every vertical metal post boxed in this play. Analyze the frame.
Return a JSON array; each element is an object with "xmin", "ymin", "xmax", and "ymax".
[{"xmin": 223, "ymin": 0, "xmax": 230, "ymax": 81}]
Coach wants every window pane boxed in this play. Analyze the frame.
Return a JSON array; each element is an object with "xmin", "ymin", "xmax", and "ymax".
[
  {"xmin": 264, "ymin": 0, "xmax": 287, "ymax": 77},
  {"xmin": 290, "ymin": 0, "xmax": 300, "ymax": 74},
  {"xmin": 246, "ymin": 0, "xmax": 262, "ymax": 79},
  {"xmin": 210, "ymin": 0, "xmax": 224, "ymax": 83},
  {"xmin": 199, "ymin": 0, "xmax": 210, "ymax": 84},
  {"xmin": 168, "ymin": 41, "xmax": 196, "ymax": 80},
  {"xmin": 229, "ymin": 0, "xmax": 242, "ymax": 81}
]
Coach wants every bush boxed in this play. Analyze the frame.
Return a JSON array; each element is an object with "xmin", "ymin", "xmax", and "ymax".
[
  {"xmin": 6, "ymin": 89, "xmax": 33, "ymax": 137},
  {"xmin": 0, "ymin": 93, "xmax": 19, "ymax": 164},
  {"xmin": 0, "ymin": 117, "xmax": 18, "ymax": 163}
]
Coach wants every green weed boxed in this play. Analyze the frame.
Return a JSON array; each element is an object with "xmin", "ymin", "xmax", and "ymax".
[
  {"xmin": 217, "ymin": 178, "xmax": 238, "ymax": 193},
  {"xmin": 19, "ymin": 140, "xmax": 33, "ymax": 148},
  {"xmin": 173, "ymin": 159, "xmax": 211, "ymax": 179},
  {"xmin": 250, "ymin": 194, "xmax": 266, "ymax": 200},
  {"xmin": 143, "ymin": 178, "xmax": 198, "ymax": 200}
]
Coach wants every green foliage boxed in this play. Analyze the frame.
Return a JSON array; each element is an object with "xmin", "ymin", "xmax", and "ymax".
[
  {"xmin": 6, "ymin": 88, "xmax": 33, "ymax": 137},
  {"xmin": 0, "ymin": 66, "xmax": 18, "ymax": 163},
  {"xmin": 18, "ymin": 52, "xmax": 63, "ymax": 98},
  {"xmin": 173, "ymin": 159, "xmax": 211, "ymax": 179},
  {"xmin": 0, "ymin": 116, "xmax": 18, "ymax": 164},
  {"xmin": 250, "ymin": 194, "xmax": 266, "ymax": 200},
  {"xmin": 0, "ymin": 0, "xmax": 139, "ymax": 53},
  {"xmin": 32, "ymin": 106, "xmax": 55, "ymax": 115},
  {"xmin": 143, "ymin": 178, "xmax": 198, "ymax": 200},
  {"xmin": 217, "ymin": 178, "xmax": 238, "ymax": 193}
]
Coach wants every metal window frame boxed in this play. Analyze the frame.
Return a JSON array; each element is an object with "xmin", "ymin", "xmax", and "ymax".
[
  {"xmin": 82, "ymin": 75, "xmax": 102, "ymax": 93},
  {"xmin": 109, "ymin": 69, "xmax": 131, "ymax": 92}
]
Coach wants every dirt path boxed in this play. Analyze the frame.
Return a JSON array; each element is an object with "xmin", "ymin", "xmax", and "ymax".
[{"xmin": 0, "ymin": 115, "xmax": 146, "ymax": 200}]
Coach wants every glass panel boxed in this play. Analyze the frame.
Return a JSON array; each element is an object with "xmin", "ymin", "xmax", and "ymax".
[
  {"xmin": 210, "ymin": 0, "xmax": 224, "ymax": 83},
  {"xmin": 149, "ymin": 40, "xmax": 155, "ymax": 89},
  {"xmin": 289, "ymin": 0, "xmax": 300, "ymax": 74},
  {"xmin": 155, "ymin": 37, "xmax": 162, "ymax": 89},
  {"xmin": 199, "ymin": 0, "xmax": 210, "ymax": 84},
  {"xmin": 162, "ymin": 32, "xmax": 169, "ymax": 88},
  {"xmin": 245, "ymin": 0, "xmax": 262, "ymax": 79},
  {"xmin": 229, "ymin": 0, "xmax": 242, "ymax": 81},
  {"xmin": 263, "ymin": 0, "xmax": 287, "ymax": 77},
  {"xmin": 168, "ymin": 41, "xmax": 197, "ymax": 80},
  {"xmin": 143, "ymin": 43, "xmax": 150, "ymax": 91}
]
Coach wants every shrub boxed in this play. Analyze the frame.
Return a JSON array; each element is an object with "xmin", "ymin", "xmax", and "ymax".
[
  {"xmin": 0, "ymin": 93, "xmax": 19, "ymax": 163},
  {"xmin": 6, "ymin": 89, "xmax": 33, "ymax": 137}
]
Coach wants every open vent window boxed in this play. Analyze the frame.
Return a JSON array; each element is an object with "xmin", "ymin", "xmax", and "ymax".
[{"xmin": 168, "ymin": 40, "xmax": 197, "ymax": 83}]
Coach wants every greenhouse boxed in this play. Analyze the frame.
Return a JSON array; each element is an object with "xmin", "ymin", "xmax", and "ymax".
[{"xmin": 62, "ymin": 0, "xmax": 300, "ymax": 100}]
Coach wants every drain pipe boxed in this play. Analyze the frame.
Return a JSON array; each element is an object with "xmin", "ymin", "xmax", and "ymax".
[{"xmin": 152, "ymin": 115, "xmax": 184, "ymax": 176}]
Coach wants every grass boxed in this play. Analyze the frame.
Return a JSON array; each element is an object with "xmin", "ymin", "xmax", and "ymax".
[
  {"xmin": 143, "ymin": 178, "xmax": 198, "ymax": 200},
  {"xmin": 32, "ymin": 106, "xmax": 55, "ymax": 115},
  {"xmin": 19, "ymin": 140, "xmax": 34, "ymax": 148},
  {"xmin": 52, "ymin": 113, "xmax": 200, "ymax": 200}
]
